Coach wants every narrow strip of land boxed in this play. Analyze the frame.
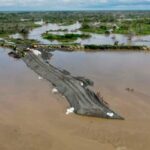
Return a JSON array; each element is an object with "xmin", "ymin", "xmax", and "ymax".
[{"xmin": 23, "ymin": 51, "xmax": 124, "ymax": 119}]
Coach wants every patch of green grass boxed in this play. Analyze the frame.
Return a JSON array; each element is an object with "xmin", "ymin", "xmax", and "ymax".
[
  {"xmin": 43, "ymin": 33, "xmax": 91, "ymax": 42},
  {"xmin": 0, "ymin": 33, "xmax": 10, "ymax": 38},
  {"xmin": 80, "ymin": 23, "xmax": 108, "ymax": 34}
]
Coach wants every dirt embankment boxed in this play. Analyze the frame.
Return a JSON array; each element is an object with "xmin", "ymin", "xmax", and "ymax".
[{"xmin": 23, "ymin": 51, "xmax": 124, "ymax": 119}]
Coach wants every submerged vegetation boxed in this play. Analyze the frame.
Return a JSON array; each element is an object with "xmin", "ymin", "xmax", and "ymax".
[
  {"xmin": 0, "ymin": 11, "xmax": 150, "ymax": 51},
  {"xmin": 0, "ymin": 11, "xmax": 150, "ymax": 38},
  {"xmin": 80, "ymin": 19, "xmax": 150, "ymax": 35},
  {"xmin": 42, "ymin": 33, "xmax": 91, "ymax": 42},
  {"xmin": 115, "ymin": 19, "xmax": 150, "ymax": 35},
  {"xmin": 0, "ymin": 13, "xmax": 41, "ymax": 38}
]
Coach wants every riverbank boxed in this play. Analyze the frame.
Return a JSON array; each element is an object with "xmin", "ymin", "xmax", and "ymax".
[
  {"xmin": 47, "ymin": 44, "xmax": 150, "ymax": 51},
  {"xmin": 1, "ymin": 38, "xmax": 150, "ymax": 52}
]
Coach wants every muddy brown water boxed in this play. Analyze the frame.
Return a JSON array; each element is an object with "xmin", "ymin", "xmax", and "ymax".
[{"xmin": 0, "ymin": 47, "xmax": 150, "ymax": 150}]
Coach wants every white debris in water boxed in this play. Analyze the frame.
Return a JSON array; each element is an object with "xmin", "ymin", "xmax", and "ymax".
[
  {"xmin": 66, "ymin": 107, "xmax": 75, "ymax": 115},
  {"xmin": 38, "ymin": 76, "xmax": 43, "ymax": 80},
  {"xmin": 32, "ymin": 49, "xmax": 41, "ymax": 56},
  {"xmin": 52, "ymin": 88, "xmax": 58, "ymax": 93},
  {"xmin": 107, "ymin": 112, "xmax": 114, "ymax": 117},
  {"xmin": 80, "ymin": 82, "xmax": 84, "ymax": 86},
  {"xmin": 26, "ymin": 47, "xmax": 30, "ymax": 51}
]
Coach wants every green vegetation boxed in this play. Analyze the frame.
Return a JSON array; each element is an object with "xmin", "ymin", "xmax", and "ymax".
[
  {"xmin": 0, "ymin": 13, "xmax": 41, "ymax": 38},
  {"xmin": 9, "ymin": 38, "xmax": 39, "ymax": 46},
  {"xmin": 0, "ymin": 38, "xmax": 39, "ymax": 51},
  {"xmin": 115, "ymin": 19, "xmax": 150, "ymax": 35},
  {"xmin": 48, "ymin": 29, "xmax": 68, "ymax": 32},
  {"xmin": 0, "ymin": 11, "xmax": 150, "ymax": 51},
  {"xmin": 38, "ymin": 44, "xmax": 150, "ymax": 51},
  {"xmin": 31, "ymin": 42, "xmax": 149, "ymax": 52},
  {"xmin": 0, "ymin": 11, "xmax": 150, "ymax": 38},
  {"xmin": 84, "ymin": 44, "xmax": 147, "ymax": 50},
  {"xmin": 80, "ymin": 18, "xmax": 150, "ymax": 35},
  {"xmin": 42, "ymin": 33, "xmax": 91, "ymax": 42},
  {"xmin": 80, "ymin": 23, "xmax": 110, "ymax": 34}
]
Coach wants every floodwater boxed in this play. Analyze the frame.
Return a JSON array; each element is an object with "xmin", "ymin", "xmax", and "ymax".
[
  {"xmin": 2, "ymin": 20, "xmax": 150, "ymax": 150},
  {"xmin": 77, "ymin": 34, "xmax": 150, "ymax": 46},
  {"xmin": 0, "ymin": 47, "xmax": 150, "ymax": 150},
  {"xmin": 28, "ymin": 22, "xmax": 81, "ymax": 44},
  {"xmin": 51, "ymin": 50, "xmax": 150, "ymax": 95},
  {"xmin": 27, "ymin": 22, "xmax": 150, "ymax": 46},
  {"xmin": 10, "ymin": 22, "xmax": 150, "ymax": 46}
]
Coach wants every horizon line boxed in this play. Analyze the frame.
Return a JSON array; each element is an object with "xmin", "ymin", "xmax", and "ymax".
[{"xmin": 0, "ymin": 9, "xmax": 150, "ymax": 12}]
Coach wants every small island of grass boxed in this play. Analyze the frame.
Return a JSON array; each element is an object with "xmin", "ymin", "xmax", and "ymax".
[{"xmin": 42, "ymin": 33, "xmax": 91, "ymax": 42}]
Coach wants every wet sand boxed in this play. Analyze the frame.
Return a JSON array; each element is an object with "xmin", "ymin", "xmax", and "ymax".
[{"xmin": 0, "ymin": 48, "xmax": 150, "ymax": 150}]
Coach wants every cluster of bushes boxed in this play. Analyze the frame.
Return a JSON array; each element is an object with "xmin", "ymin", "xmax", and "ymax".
[{"xmin": 84, "ymin": 44, "xmax": 145, "ymax": 50}]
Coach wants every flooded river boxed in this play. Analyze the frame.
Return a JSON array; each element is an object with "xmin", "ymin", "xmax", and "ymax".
[
  {"xmin": 0, "ymin": 47, "xmax": 150, "ymax": 150},
  {"xmin": 10, "ymin": 22, "xmax": 150, "ymax": 46},
  {"xmin": 27, "ymin": 22, "xmax": 150, "ymax": 46},
  {"xmin": 1, "ymin": 22, "xmax": 150, "ymax": 150},
  {"xmin": 51, "ymin": 50, "xmax": 150, "ymax": 95}
]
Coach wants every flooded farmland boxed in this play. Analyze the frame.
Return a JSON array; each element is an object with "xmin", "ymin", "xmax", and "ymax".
[{"xmin": 27, "ymin": 22, "xmax": 150, "ymax": 46}]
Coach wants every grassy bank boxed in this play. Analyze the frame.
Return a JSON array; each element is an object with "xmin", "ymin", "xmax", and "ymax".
[
  {"xmin": 84, "ymin": 44, "xmax": 149, "ymax": 51},
  {"xmin": 46, "ymin": 44, "xmax": 149, "ymax": 51},
  {"xmin": 3, "ymin": 37, "xmax": 149, "ymax": 52}
]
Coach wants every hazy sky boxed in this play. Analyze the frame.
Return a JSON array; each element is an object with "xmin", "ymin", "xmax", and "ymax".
[{"xmin": 0, "ymin": 0, "xmax": 150, "ymax": 11}]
